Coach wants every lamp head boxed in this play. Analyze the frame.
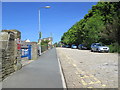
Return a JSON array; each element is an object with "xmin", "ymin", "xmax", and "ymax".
[{"xmin": 44, "ymin": 6, "xmax": 51, "ymax": 8}]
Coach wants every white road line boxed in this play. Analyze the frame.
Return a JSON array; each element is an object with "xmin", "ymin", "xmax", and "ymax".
[{"xmin": 57, "ymin": 58, "xmax": 67, "ymax": 88}]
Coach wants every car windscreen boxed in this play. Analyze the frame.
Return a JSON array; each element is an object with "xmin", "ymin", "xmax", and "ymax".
[{"xmin": 96, "ymin": 44, "xmax": 102, "ymax": 46}]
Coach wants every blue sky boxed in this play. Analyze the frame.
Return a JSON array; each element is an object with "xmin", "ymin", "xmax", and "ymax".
[{"xmin": 2, "ymin": 2, "xmax": 97, "ymax": 43}]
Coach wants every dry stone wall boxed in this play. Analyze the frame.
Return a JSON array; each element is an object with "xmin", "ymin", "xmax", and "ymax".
[{"xmin": 0, "ymin": 30, "xmax": 22, "ymax": 81}]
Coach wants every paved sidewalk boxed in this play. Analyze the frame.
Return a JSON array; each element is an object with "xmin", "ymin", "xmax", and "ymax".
[
  {"xmin": 2, "ymin": 48, "xmax": 64, "ymax": 88},
  {"xmin": 21, "ymin": 59, "xmax": 34, "ymax": 67}
]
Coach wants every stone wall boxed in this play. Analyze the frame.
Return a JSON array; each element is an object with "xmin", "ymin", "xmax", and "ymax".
[{"xmin": 0, "ymin": 30, "xmax": 22, "ymax": 80}]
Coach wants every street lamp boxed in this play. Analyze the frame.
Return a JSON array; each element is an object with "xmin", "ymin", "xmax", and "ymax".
[{"xmin": 38, "ymin": 6, "xmax": 51, "ymax": 56}]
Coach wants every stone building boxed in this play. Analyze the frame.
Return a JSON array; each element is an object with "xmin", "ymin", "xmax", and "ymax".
[
  {"xmin": 42, "ymin": 37, "xmax": 53, "ymax": 45},
  {"xmin": 42, "ymin": 37, "xmax": 53, "ymax": 49}
]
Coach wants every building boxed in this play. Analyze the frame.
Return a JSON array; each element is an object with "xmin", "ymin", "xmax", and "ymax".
[{"xmin": 42, "ymin": 37, "xmax": 53, "ymax": 46}]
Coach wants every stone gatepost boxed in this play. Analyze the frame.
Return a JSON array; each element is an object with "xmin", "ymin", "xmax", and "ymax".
[
  {"xmin": 0, "ymin": 31, "xmax": 15, "ymax": 80},
  {"xmin": 0, "ymin": 30, "xmax": 22, "ymax": 80},
  {"xmin": 31, "ymin": 42, "xmax": 38, "ymax": 60}
]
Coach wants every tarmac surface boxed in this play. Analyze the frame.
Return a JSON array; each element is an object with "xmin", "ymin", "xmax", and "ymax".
[
  {"xmin": 56, "ymin": 47, "xmax": 118, "ymax": 88},
  {"xmin": 2, "ymin": 48, "xmax": 63, "ymax": 88}
]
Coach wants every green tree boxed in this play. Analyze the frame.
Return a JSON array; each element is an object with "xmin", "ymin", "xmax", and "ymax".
[
  {"xmin": 61, "ymin": 2, "xmax": 119, "ymax": 52},
  {"xmin": 41, "ymin": 40, "xmax": 50, "ymax": 45}
]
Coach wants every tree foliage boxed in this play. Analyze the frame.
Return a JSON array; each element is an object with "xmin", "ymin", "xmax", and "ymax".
[
  {"xmin": 61, "ymin": 2, "xmax": 120, "ymax": 50},
  {"xmin": 41, "ymin": 40, "xmax": 50, "ymax": 45}
]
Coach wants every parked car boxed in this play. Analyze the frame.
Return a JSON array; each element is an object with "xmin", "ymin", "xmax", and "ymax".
[
  {"xmin": 91, "ymin": 43, "xmax": 109, "ymax": 53},
  {"xmin": 65, "ymin": 45, "xmax": 70, "ymax": 48},
  {"xmin": 78, "ymin": 44, "xmax": 87, "ymax": 50},
  {"xmin": 71, "ymin": 44, "xmax": 77, "ymax": 49},
  {"xmin": 62, "ymin": 45, "xmax": 66, "ymax": 48}
]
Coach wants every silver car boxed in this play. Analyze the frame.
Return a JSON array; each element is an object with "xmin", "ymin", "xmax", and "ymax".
[
  {"xmin": 91, "ymin": 43, "xmax": 109, "ymax": 53},
  {"xmin": 71, "ymin": 44, "xmax": 77, "ymax": 49}
]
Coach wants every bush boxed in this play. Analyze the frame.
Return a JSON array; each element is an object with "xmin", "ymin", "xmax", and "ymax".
[{"xmin": 108, "ymin": 43, "xmax": 120, "ymax": 53}]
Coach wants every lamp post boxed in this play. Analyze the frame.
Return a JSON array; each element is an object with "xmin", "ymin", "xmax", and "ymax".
[{"xmin": 38, "ymin": 6, "xmax": 50, "ymax": 56}]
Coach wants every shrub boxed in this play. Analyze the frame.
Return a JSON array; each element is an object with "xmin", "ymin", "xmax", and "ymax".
[{"xmin": 108, "ymin": 43, "xmax": 120, "ymax": 53}]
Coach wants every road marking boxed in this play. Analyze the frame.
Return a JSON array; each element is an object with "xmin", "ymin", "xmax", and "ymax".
[
  {"xmin": 95, "ymin": 80, "xmax": 101, "ymax": 84},
  {"xmin": 102, "ymin": 84, "xmax": 106, "ymax": 87},
  {"xmin": 62, "ymin": 50, "xmax": 107, "ymax": 88},
  {"xmin": 80, "ymin": 77, "xmax": 84, "ymax": 79},
  {"xmin": 57, "ymin": 58, "xmax": 67, "ymax": 88},
  {"xmin": 88, "ymin": 81, "xmax": 95, "ymax": 84},
  {"xmin": 93, "ymin": 77, "xmax": 99, "ymax": 81},
  {"xmin": 73, "ymin": 64, "xmax": 77, "ymax": 67},
  {"xmin": 81, "ymin": 79, "xmax": 87, "ymax": 85},
  {"xmin": 84, "ymin": 75, "xmax": 89, "ymax": 78},
  {"xmin": 87, "ymin": 86, "xmax": 93, "ymax": 88},
  {"xmin": 89, "ymin": 74, "xmax": 94, "ymax": 77}
]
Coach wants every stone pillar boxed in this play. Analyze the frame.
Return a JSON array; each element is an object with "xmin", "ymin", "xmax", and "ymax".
[
  {"xmin": 31, "ymin": 42, "xmax": 38, "ymax": 60},
  {"xmin": 2, "ymin": 30, "xmax": 22, "ymax": 71},
  {"xmin": 0, "ymin": 31, "xmax": 15, "ymax": 80},
  {"xmin": 11, "ymin": 30, "xmax": 22, "ymax": 71},
  {"xmin": 0, "ymin": 30, "xmax": 22, "ymax": 80}
]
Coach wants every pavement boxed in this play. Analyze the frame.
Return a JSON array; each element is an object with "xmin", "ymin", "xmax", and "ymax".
[
  {"xmin": 2, "ymin": 48, "xmax": 64, "ymax": 88},
  {"xmin": 21, "ymin": 58, "xmax": 34, "ymax": 67},
  {"xmin": 56, "ymin": 47, "xmax": 118, "ymax": 88}
]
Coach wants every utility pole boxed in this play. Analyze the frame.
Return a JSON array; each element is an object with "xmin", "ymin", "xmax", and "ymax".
[{"xmin": 38, "ymin": 6, "xmax": 51, "ymax": 56}]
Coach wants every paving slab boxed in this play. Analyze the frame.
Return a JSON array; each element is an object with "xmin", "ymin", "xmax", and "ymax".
[{"xmin": 56, "ymin": 47, "xmax": 118, "ymax": 88}]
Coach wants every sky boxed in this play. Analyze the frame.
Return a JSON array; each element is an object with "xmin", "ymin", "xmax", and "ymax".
[{"xmin": 2, "ymin": 2, "xmax": 97, "ymax": 43}]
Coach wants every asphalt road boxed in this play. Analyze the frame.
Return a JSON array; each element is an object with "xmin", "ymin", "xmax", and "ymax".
[
  {"xmin": 56, "ymin": 47, "xmax": 118, "ymax": 88},
  {"xmin": 2, "ymin": 48, "xmax": 64, "ymax": 88}
]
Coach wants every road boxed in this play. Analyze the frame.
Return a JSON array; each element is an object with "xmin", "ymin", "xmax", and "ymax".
[
  {"xmin": 56, "ymin": 47, "xmax": 118, "ymax": 88},
  {"xmin": 2, "ymin": 48, "xmax": 64, "ymax": 88}
]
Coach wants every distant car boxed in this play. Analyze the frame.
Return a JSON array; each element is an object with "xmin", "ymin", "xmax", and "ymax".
[
  {"xmin": 71, "ymin": 44, "xmax": 77, "ymax": 49},
  {"xmin": 91, "ymin": 43, "xmax": 109, "ymax": 53},
  {"xmin": 65, "ymin": 45, "xmax": 70, "ymax": 48},
  {"xmin": 78, "ymin": 44, "xmax": 87, "ymax": 50},
  {"xmin": 62, "ymin": 45, "xmax": 66, "ymax": 48}
]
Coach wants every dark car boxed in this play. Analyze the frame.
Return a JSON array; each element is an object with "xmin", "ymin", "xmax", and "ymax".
[
  {"xmin": 62, "ymin": 45, "xmax": 66, "ymax": 48},
  {"xmin": 78, "ymin": 44, "xmax": 87, "ymax": 50},
  {"xmin": 65, "ymin": 45, "xmax": 70, "ymax": 48}
]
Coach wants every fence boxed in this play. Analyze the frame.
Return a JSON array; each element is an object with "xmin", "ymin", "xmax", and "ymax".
[{"xmin": 21, "ymin": 45, "xmax": 31, "ymax": 60}]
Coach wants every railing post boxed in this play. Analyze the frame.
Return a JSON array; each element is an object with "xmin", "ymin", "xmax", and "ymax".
[{"xmin": 28, "ymin": 45, "xmax": 31, "ymax": 60}]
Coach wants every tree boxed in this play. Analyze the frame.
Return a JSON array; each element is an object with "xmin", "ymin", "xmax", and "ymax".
[
  {"xmin": 61, "ymin": 2, "xmax": 119, "ymax": 50},
  {"xmin": 41, "ymin": 40, "xmax": 50, "ymax": 45}
]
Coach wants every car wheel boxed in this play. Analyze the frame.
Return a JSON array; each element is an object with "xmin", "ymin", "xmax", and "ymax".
[
  {"xmin": 79, "ymin": 47, "xmax": 82, "ymax": 50},
  {"xmin": 91, "ymin": 49, "xmax": 93, "ymax": 52},
  {"xmin": 106, "ymin": 51, "xmax": 109, "ymax": 53},
  {"xmin": 98, "ymin": 51, "xmax": 101, "ymax": 53},
  {"xmin": 96, "ymin": 48, "xmax": 100, "ymax": 52}
]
